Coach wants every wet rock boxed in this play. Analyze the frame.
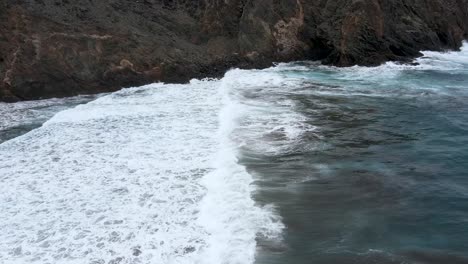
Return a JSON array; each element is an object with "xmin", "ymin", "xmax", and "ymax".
[{"xmin": 1, "ymin": 0, "xmax": 467, "ymax": 101}]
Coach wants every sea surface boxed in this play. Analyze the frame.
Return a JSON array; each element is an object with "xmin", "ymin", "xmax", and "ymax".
[{"xmin": 1, "ymin": 43, "xmax": 467, "ymax": 264}]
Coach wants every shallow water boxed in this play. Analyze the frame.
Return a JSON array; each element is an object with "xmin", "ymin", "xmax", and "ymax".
[
  {"xmin": 1, "ymin": 44, "xmax": 467, "ymax": 264},
  {"xmin": 0, "ymin": 80, "xmax": 281, "ymax": 264},
  {"xmin": 0, "ymin": 95, "xmax": 99, "ymax": 144}
]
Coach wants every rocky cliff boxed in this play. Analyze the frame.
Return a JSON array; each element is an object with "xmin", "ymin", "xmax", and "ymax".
[{"xmin": 1, "ymin": 0, "xmax": 467, "ymax": 101}]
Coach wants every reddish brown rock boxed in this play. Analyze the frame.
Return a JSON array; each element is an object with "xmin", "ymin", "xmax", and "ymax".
[{"xmin": 0, "ymin": 0, "xmax": 467, "ymax": 101}]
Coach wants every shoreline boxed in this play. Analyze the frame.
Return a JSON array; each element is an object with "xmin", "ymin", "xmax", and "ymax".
[
  {"xmin": 1, "ymin": 0, "xmax": 467, "ymax": 102},
  {"xmin": 1, "ymin": 41, "xmax": 466, "ymax": 103}
]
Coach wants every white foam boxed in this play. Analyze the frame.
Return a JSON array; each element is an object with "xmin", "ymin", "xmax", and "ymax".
[
  {"xmin": 218, "ymin": 69, "xmax": 319, "ymax": 155},
  {"xmin": 3, "ymin": 40, "xmax": 465, "ymax": 264},
  {"xmin": 196, "ymin": 74, "xmax": 284, "ymax": 263},
  {"xmin": 420, "ymin": 41, "xmax": 468, "ymax": 67},
  {"xmin": 267, "ymin": 41, "xmax": 468, "ymax": 100},
  {"xmin": 0, "ymin": 78, "xmax": 282, "ymax": 264},
  {"xmin": 274, "ymin": 41, "xmax": 468, "ymax": 86},
  {"xmin": 0, "ymin": 95, "xmax": 96, "ymax": 136}
]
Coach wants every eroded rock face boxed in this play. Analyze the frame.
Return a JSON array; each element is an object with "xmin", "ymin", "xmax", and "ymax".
[{"xmin": 1, "ymin": 0, "xmax": 467, "ymax": 101}]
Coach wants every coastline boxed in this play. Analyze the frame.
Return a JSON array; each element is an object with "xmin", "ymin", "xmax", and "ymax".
[
  {"xmin": 1, "ymin": 38, "xmax": 468, "ymax": 264},
  {"xmin": 1, "ymin": 0, "xmax": 467, "ymax": 102}
]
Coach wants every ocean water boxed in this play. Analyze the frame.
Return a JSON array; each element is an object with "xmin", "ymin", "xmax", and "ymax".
[
  {"xmin": 0, "ymin": 80, "xmax": 282, "ymax": 264},
  {"xmin": 0, "ymin": 95, "xmax": 99, "ymax": 144},
  {"xmin": 1, "ymin": 43, "xmax": 467, "ymax": 264}
]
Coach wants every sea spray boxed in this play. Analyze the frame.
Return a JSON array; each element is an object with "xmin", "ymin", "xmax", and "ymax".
[
  {"xmin": 0, "ymin": 77, "xmax": 283, "ymax": 264},
  {"xmin": 197, "ymin": 71, "xmax": 284, "ymax": 264}
]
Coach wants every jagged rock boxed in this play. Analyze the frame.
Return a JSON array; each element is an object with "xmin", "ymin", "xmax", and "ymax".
[{"xmin": 1, "ymin": 0, "xmax": 467, "ymax": 101}]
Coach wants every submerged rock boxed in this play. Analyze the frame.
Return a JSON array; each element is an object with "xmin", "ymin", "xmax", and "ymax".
[{"xmin": 1, "ymin": 0, "xmax": 467, "ymax": 101}]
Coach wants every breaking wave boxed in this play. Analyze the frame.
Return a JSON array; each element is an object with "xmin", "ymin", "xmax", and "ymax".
[{"xmin": 0, "ymin": 78, "xmax": 283, "ymax": 264}]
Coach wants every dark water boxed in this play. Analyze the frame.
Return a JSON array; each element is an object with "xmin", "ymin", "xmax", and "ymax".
[{"xmin": 234, "ymin": 47, "xmax": 468, "ymax": 263}]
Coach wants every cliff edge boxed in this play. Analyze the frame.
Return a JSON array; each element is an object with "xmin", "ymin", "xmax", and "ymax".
[{"xmin": 1, "ymin": 0, "xmax": 467, "ymax": 101}]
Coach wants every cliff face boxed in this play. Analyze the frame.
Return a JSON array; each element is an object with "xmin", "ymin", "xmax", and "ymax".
[{"xmin": 1, "ymin": 0, "xmax": 467, "ymax": 101}]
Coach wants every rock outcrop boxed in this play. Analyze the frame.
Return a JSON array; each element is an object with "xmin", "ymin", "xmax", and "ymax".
[{"xmin": 1, "ymin": 0, "xmax": 467, "ymax": 101}]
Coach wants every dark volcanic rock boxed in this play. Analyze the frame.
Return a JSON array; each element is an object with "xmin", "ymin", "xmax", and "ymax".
[{"xmin": 1, "ymin": 0, "xmax": 467, "ymax": 101}]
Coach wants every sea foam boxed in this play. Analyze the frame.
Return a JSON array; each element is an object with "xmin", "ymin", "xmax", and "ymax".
[{"xmin": 0, "ymin": 78, "xmax": 282, "ymax": 264}]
